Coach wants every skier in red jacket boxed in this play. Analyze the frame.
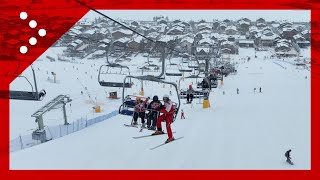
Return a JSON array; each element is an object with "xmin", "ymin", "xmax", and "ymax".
[{"xmin": 152, "ymin": 94, "xmax": 175, "ymax": 143}]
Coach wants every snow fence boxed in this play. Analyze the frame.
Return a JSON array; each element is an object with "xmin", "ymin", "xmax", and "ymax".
[{"xmin": 10, "ymin": 110, "xmax": 119, "ymax": 153}]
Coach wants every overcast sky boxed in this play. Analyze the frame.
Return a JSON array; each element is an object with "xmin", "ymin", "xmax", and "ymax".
[{"xmin": 83, "ymin": 10, "xmax": 310, "ymax": 22}]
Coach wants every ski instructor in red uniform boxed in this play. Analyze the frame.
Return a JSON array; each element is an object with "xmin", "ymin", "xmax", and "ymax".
[{"xmin": 152, "ymin": 94, "xmax": 175, "ymax": 143}]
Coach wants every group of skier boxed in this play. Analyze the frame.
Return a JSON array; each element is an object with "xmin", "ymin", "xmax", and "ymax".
[{"xmin": 132, "ymin": 94, "xmax": 175, "ymax": 143}]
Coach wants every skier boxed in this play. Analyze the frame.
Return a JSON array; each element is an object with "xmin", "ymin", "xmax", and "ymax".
[
  {"xmin": 181, "ymin": 109, "xmax": 185, "ymax": 119},
  {"xmin": 169, "ymin": 90, "xmax": 172, "ymax": 96},
  {"xmin": 146, "ymin": 95, "xmax": 162, "ymax": 130},
  {"xmin": 285, "ymin": 149, "xmax": 294, "ymax": 165},
  {"xmin": 152, "ymin": 94, "xmax": 175, "ymax": 143},
  {"xmin": 132, "ymin": 96, "xmax": 147, "ymax": 126},
  {"xmin": 259, "ymin": 87, "xmax": 262, "ymax": 93},
  {"xmin": 237, "ymin": 88, "xmax": 239, "ymax": 94},
  {"xmin": 186, "ymin": 85, "xmax": 194, "ymax": 103},
  {"xmin": 223, "ymin": 91, "xmax": 225, "ymax": 95},
  {"xmin": 254, "ymin": 88, "xmax": 256, "ymax": 93}
]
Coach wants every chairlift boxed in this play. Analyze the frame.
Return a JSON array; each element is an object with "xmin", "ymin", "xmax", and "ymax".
[
  {"xmin": 119, "ymin": 75, "xmax": 180, "ymax": 121},
  {"xmin": 188, "ymin": 59, "xmax": 200, "ymax": 68},
  {"xmin": 0, "ymin": 66, "xmax": 46, "ymax": 101},
  {"xmin": 179, "ymin": 62, "xmax": 193, "ymax": 72},
  {"xmin": 98, "ymin": 63, "xmax": 132, "ymax": 88},
  {"xmin": 165, "ymin": 64, "xmax": 182, "ymax": 77}
]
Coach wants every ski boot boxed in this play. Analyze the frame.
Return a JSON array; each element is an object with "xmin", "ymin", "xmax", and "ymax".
[
  {"xmin": 147, "ymin": 125, "xmax": 151, "ymax": 129},
  {"xmin": 149, "ymin": 126, "xmax": 156, "ymax": 131},
  {"xmin": 152, "ymin": 130, "xmax": 164, "ymax": 135},
  {"xmin": 132, "ymin": 121, "xmax": 138, "ymax": 126},
  {"xmin": 165, "ymin": 137, "xmax": 175, "ymax": 143},
  {"xmin": 141, "ymin": 123, "xmax": 146, "ymax": 128}
]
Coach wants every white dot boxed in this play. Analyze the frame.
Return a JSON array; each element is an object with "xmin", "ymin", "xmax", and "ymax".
[
  {"xmin": 20, "ymin": 46, "xmax": 28, "ymax": 54},
  {"xmin": 29, "ymin": 37, "xmax": 37, "ymax": 45},
  {"xmin": 20, "ymin": 12, "xmax": 28, "ymax": 20},
  {"xmin": 29, "ymin": 20, "xmax": 37, "ymax": 28},
  {"xmin": 38, "ymin": 29, "xmax": 46, "ymax": 37}
]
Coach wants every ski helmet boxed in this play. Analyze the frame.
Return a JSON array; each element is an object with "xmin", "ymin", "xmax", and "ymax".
[{"xmin": 153, "ymin": 95, "xmax": 158, "ymax": 101}]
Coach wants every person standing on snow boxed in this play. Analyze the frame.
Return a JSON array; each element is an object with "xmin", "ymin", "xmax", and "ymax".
[
  {"xmin": 181, "ymin": 109, "xmax": 185, "ymax": 119},
  {"xmin": 146, "ymin": 95, "xmax": 162, "ymax": 130},
  {"xmin": 152, "ymin": 94, "xmax": 175, "ymax": 143},
  {"xmin": 259, "ymin": 87, "xmax": 262, "ymax": 93},
  {"xmin": 132, "ymin": 96, "xmax": 148, "ymax": 127},
  {"xmin": 237, "ymin": 88, "xmax": 239, "ymax": 94},
  {"xmin": 186, "ymin": 85, "xmax": 194, "ymax": 103},
  {"xmin": 285, "ymin": 149, "xmax": 294, "ymax": 165}
]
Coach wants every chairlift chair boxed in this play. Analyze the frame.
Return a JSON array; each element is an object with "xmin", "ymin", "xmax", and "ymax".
[
  {"xmin": 165, "ymin": 64, "xmax": 183, "ymax": 77},
  {"xmin": 0, "ymin": 66, "xmax": 46, "ymax": 101},
  {"xmin": 119, "ymin": 75, "xmax": 180, "ymax": 121},
  {"xmin": 98, "ymin": 64, "xmax": 132, "ymax": 88}
]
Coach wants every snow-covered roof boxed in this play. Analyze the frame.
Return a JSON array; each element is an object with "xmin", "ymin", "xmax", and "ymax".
[
  {"xmin": 69, "ymin": 29, "xmax": 82, "ymax": 35},
  {"xmin": 99, "ymin": 44, "xmax": 108, "ymax": 48},
  {"xmin": 238, "ymin": 40, "xmax": 254, "ymax": 44},
  {"xmin": 276, "ymin": 42, "xmax": 290, "ymax": 48},
  {"xmin": 113, "ymin": 29, "xmax": 133, "ymax": 35},
  {"xmin": 74, "ymin": 39, "xmax": 83, "ymax": 44},
  {"xmin": 101, "ymin": 38, "xmax": 111, "ymax": 44},
  {"xmin": 196, "ymin": 29, "xmax": 212, "ymax": 36},
  {"xmin": 293, "ymin": 34, "xmax": 305, "ymax": 40},
  {"xmin": 99, "ymin": 28, "xmax": 108, "ymax": 35},
  {"xmin": 115, "ymin": 37, "xmax": 130, "ymax": 44},
  {"xmin": 73, "ymin": 26, "xmax": 83, "ymax": 30},
  {"xmin": 181, "ymin": 37, "xmax": 194, "ymax": 44},
  {"xmin": 84, "ymin": 29, "xmax": 95, "ymax": 35},
  {"xmin": 239, "ymin": 19, "xmax": 250, "ymax": 25},
  {"xmin": 158, "ymin": 35, "xmax": 175, "ymax": 43},
  {"xmin": 199, "ymin": 38, "xmax": 214, "ymax": 45},
  {"xmin": 147, "ymin": 32, "xmax": 160, "ymax": 39},
  {"xmin": 131, "ymin": 35, "xmax": 144, "ymax": 42},
  {"xmin": 196, "ymin": 47, "xmax": 210, "ymax": 53},
  {"xmin": 210, "ymin": 33, "xmax": 220, "ymax": 39},
  {"xmin": 300, "ymin": 29, "xmax": 308, "ymax": 35},
  {"xmin": 261, "ymin": 34, "xmax": 278, "ymax": 40},
  {"xmin": 221, "ymin": 41, "xmax": 234, "ymax": 46},
  {"xmin": 226, "ymin": 26, "xmax": 237, "ymax": 31}
]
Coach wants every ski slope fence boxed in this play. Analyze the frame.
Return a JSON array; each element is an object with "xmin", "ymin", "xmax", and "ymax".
[{"xmin": 10, "ymin": 110, "xmax": 119, "ymax": 153}]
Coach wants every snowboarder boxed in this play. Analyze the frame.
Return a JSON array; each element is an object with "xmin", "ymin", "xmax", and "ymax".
[
  {"xmin": 237, "ymin": 88, "xmax": 239, "ymax": 94},
  {"xmin": 181, "ymin": 109, "xmax": 185, "ymax": 119},
  {"xmin": 285, "ymin": 149, "xmax": 294, "ymax": 165},
  {"xmin": 259, "ymin": 87, "xmax": 262, "ymax": 93},
  {"xmin": 186, "ymin": 85, "xmax": 194, "ymax": 103},
  {"xmin": 152, "ymin": 94, "xmax": 175, "ymax": 143},
  {"xmin": 146, "ymin": 96, "xmax": 162, "ymax": 130},
  {"xmin": 132, "ymin": 96, "xmax": 148, "ymax": 126}
]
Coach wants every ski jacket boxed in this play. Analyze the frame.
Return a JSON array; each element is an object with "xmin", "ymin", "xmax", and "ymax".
[
  {"xmin": 160, "ymin": 100, "xmax": 175, "ymax": 117},
  {"xmin": 147, "ymin": 100, "xmax": 162, "ymax": 111},
  {"xmin": 134, "ymin": 100, "xmax": 147, "ymax": 112}
]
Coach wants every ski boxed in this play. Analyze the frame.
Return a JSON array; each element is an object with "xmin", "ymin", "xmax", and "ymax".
[
  {"xmin": 124, "ymin": 124, "xmax": 138, "ymax": 128},
  {"xmin": 150, "ymin": 136, "xmax": 184, "ymax": 150},
  {"xmin": 132, "ymin": 132, "xmax": 176, "ymax": 139}
]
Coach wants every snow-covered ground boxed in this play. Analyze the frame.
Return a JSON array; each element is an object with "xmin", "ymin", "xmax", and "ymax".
[{"xmin": 10, "ymin": 47, "xmax": 310, "ymax": 169}]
